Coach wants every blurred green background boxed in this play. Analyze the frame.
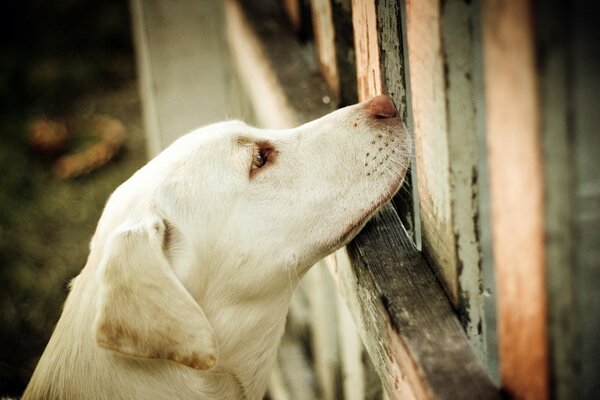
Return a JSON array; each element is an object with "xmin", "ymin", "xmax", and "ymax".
[{"xmin": 0, "ymin": 0, "xmax": 146, "ymax": 396}]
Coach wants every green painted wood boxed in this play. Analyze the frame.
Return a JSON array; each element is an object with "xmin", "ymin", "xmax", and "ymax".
[{"xmin": 441, "ymin": 0, "xmax": 486, "ymax": 364}]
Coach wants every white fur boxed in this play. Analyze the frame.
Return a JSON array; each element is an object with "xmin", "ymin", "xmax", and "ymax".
[{"xmin": 23, "ymin": 98, "xmax": 410, "ymax": 399}]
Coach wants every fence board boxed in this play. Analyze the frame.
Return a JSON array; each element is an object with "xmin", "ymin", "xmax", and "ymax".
[
  {"xmin": 440, "ymin": 0, "xmax": 485, "ymax": 360},
  {"xmin": 130, "ymin": 0, "xmax": 238, "ymax": 154},
  {"xmin": 311, "ymin": 0, "xmax": 340, "ymax": 104},
  {"xmin": 333, "ymin": 204, "xmax": 499, "ymax": 400},
  {"xmin": 482, "ymin": 0, "xmax": 550, "ymax": 398},
  {"xmin": 227, "ymin": 1, "xmax": 499, "ymax": 398},
  {"xmin": 226, "ymin": 0, "xmax": 335, "ymax": 129},
  {"xmin": 351, "ymin": 0, "xmax": 382, "ymax": 100},
  {"xmin": 403, "ymin": 0, "xmax": 458, "ymax": 304},
  {"xmin": 352, "ymin": 0, "xmax": 418, "ymax": 244}
]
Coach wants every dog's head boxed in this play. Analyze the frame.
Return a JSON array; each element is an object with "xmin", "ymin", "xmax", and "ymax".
[{"xmin": 91, "ymin": 95, "xmax": 410, "ymax": 370}]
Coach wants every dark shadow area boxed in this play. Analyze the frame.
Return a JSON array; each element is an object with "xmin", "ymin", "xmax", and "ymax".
[{"xmin": 0, "ymin": 0, "xmax": 145, "ymax": 396}]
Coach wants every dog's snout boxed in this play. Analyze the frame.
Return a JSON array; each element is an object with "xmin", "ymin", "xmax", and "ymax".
[{"xmin": 362, "ymin": 95, "xmax": 398, "ymax": 119}]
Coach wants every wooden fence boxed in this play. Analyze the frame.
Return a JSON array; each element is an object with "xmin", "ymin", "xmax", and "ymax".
[{"xmin": 131, "ymin": 0, "xmax": 600, "ymax": 398}]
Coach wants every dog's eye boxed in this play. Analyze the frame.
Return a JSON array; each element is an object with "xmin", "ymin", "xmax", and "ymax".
[{"xmin": 251, "ymin": 148, "xmax": 267, "ymax": 169}]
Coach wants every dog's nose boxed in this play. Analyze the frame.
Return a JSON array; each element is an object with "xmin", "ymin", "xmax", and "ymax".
[{"xmin": 362, "ymin": 95, "xmax": 398, "ymax": 119}]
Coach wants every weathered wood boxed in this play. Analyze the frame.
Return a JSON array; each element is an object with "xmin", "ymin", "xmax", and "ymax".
[
  {"xmin": 226, "ymin": 0, "xmax": 335, "ymax": 128},
  {"xmin": 351, "ymin": 0, "xmax": 382, "ymax": 101},
  {"xmin": 377, "ymin": 0, "xmax": 407, "ymax": 119},
  {"xmin": 352, "ymin": 0, "xmax": 418, "ymax": 244},
  {"xmin": 311, "ymin": 0, "xmax": 358, "ymax": 107},
  {"xmin": 310, "ymin": 0, "xmax": 340, "ymax": 104},
  {"xmin": 403, "ymin": 0, "xmax": 458, "ymax": 305},
  {"xmin": 468, "ymin": 0, "xmax": 500, "ymax": 383},
  {"xmin": 129, "ymin": 0, "xmax": 242, "ymax": 155},
  {"xmin": 482, "ymin": 1, "xmax": 550, "ymax": 398},
  {"xmin": 227, "ymin": 1, "xmax": 499, "ymax": 398},
  {"xmin": 440, "ymin": 0, "xmax": 485, "ymax": 361},
  {"xmin": 333, "ymin": 203, "xmax": 499, "ymax": 400}
]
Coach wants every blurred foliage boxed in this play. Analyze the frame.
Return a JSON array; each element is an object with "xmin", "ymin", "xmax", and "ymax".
[{"xmin": 0, "ymin": 0, "xmax": 146, "ymax": 396}]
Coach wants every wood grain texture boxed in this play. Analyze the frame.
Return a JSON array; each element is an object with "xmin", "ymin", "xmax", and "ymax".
[
  {"xmin": 376, "ymin": 0, "xmax": 418, "ymax": 244},
  {"xmin": 404, "ymin": 0, "xmax": 459, "ymax": 304},
  {"xmin": 311, "ymin": 0, "xmax": 340, "ymax": 103},
  {"xmin": 482, "ymin": 0, "xmax": 550, "ymax": 398},
  {"xmin": 351, "ymin": 0, "xmax": 383, "ymax": 100},
  {"xmin": 440, "ymin": 0, "xmax": 485, "ymax": 361},
  {"xmin": 226, "ymin": 0, "xmax": 335, "ymax": 129},
  {"xmin": 333, "ymin": 203, "xmax": 499, "ymax": 400},
  {"xmin": 228, "ymin": 2, "xmax": 500, "ymax": 397},
  {"xmin": 353, "ymin": 0, "xmax": 418, "ymax": 243}
]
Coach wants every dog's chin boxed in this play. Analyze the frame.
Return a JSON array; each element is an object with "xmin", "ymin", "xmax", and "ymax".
[{"xmin": 322, "ymin": 178, "xmax": 404, "ymax": 255}]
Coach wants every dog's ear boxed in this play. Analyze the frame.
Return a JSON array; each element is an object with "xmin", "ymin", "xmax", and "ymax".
[{"xmin": 93, "ymin": 215, "xmax": 217, "ymax": 370}]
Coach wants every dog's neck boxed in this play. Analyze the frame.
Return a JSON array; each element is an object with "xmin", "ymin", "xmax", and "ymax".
[{"xmin": 24, "ymin": 263, "xmax": 293, "ymax": 400}]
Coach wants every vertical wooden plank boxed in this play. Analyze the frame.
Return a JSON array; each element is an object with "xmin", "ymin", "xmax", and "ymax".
[
  {"xmin": 353, "ymin": 0, "xmax": 418, "ymax": 244},
  {"xmin": 377, "ymin": 0, "xmax": 407, "ymax": 118},
  {"xmin": 482, "ymin": 1, "xmax": 550, "ymax": 398},
  {"xmin": 377, "ymin": 0, "xmax": 419, "ymax": 245},
  {"xmin": 330, "ymin": 0, "xmax": 358, "ymax": 106},
  {"xmin": 129, "ymin": 0, "xmax": 162, "ymax": 156},
  {"xmin": 351, "ymin": 0, "xmax": 383, "ymax": 100},
  {"xmin": 341, "ymin": 0, "xmax": 491, "ymax": 383},
  {"xmin": 404, "ymin": 0, "xmax": 459, "ymax": 303},
  {"xmin": 312, "ymin": 0, "xmax": 358, "ymax": 106},
  {"xmin": 130, "ymin": 0, "xmax": 238, "ymax": 150},
  {"xmin": 335, "ymin": 289, "xmax": 366, "ymax": 400},
  {"xmin": 535, "ymin": 1, "xmax": 580, "ymax": 398},
  {"xmin": 282, "ymin": 0, "xmax": 302, "ymax": 33},
  {"xmin": 571, "ymin": 1, "xmax": 600, "ymax": 397},
  {"xmin": 310, "ymin": 0, "xmax": 340, "ymax": 103},
  {"xmin": 282, "ymin": 0, "xmax": 313, "ymax": 39},
  {"xmin": 441, "ymin": 0, "xmax": 486, "ymax": 361},
  {"xmin": 470, "ymin": 0, "xmax": 500, "ymax": 383},
  {"xmin": 305, "ymin": 262, "xmax": 339, "ymax": 400},
  {"xmin": 226, "ymin": 0, "xmax": 301, "ymax": 128}
]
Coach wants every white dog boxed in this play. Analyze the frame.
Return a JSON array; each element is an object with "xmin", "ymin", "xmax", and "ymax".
[{"xmin": 23, "ymin": 95, "xmax": 410, "ymax": 399}]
